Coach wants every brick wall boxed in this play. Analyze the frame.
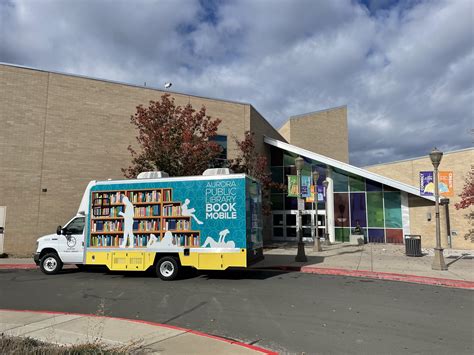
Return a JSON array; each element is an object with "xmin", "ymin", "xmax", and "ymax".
[
  {"xmin": 0, "ymin": 64, "xmax": 277, "ymax": 255},
  {"xmin": 278, "ymin": 106, "xmax": 349, "ymax": 163},
  {"xmin": 366, "ymin": 149, "xmax": 473, "ymax": 249}
]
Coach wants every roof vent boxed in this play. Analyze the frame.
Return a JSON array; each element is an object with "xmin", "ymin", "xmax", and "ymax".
[
  {"xmin": 202, "ymin": 168, "xmax": 234, "ymax": 176},
  {"xmin": 137, "ymin": 171, "xmax": 169, "ymax": 179}
]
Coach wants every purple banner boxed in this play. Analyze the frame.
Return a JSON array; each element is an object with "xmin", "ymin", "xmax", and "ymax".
[
  {"xmin": 317, "ymin": 186, "xmax": 325, "ymax": 202},
  {"xmin": 420, "ymin": 171, "xmax": 434, "ymax": 196}
]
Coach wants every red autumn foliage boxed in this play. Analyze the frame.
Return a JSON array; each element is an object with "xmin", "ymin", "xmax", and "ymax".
[
  {"xmin": 122, "ymin": 94, "xmax": 222, "ymax": 178},
  {"xmin": 229, "ymin": 131, "xmax": 285, "ymax": 214},
  {"xmin": 455, "ymin": 165, "xmax": 474, "ymax": 210},
  {"xmin": 454, "ymin": 164, "xmax": 473, "ymax": 242}
]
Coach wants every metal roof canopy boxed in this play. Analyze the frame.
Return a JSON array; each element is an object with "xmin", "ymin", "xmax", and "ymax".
[{"xmin": 264, "ymin": 136, "xmax": 434, "ymax": 202}]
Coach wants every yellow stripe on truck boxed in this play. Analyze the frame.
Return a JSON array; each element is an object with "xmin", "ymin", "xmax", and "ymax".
[
  {"xmin": 179, "ymin": 249, "xmax": 247, "ymax": 270},
  {"xmin": 85, "ymin": 249, "xmax": 247, "ymax": 271}
]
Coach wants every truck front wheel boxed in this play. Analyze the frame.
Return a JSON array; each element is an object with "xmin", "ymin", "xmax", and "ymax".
[
  {"xmin": 156, "ymin": 256, "xmax": 179, "ymax": 281},
  {"xmin": 40, "ymin": 253, "xmax": 63, "ymax": 275}
]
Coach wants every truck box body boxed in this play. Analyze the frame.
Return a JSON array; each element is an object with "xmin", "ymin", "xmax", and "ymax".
[{"xmin": 84, "ymin": 174, "xmax": 263, "ymax": 271}]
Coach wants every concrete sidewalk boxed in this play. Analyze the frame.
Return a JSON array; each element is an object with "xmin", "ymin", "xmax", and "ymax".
[
  {"xmin": 0, "ymin": 309, "xmax": 275, "ymax": 354},
  {"xmin": 253, "ymin": 243, "xmax": 474, "ymax": 283}
]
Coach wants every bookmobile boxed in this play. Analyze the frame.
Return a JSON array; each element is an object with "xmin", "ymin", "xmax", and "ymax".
[{"xmin": 33, "ymin": 170, "xmax": 263, "ymax": 280}]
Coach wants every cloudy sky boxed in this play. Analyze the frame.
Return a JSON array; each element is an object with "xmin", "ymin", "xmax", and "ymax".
[{"xmin": 1, "ymin": 0, "xmax": 472, "ymax": 166}]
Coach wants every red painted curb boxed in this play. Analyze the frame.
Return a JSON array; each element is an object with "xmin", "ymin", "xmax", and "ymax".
[
  {"xmin": 296, "ymin": 266, "xmax": 474, "ymax": 289},
  {"xmin": 0, "ymin": 309, "xmax": 277, "ymax": 354},
  {"xmin": 0, "ymin": 264, "xmax": 37, "ymax": 269}
]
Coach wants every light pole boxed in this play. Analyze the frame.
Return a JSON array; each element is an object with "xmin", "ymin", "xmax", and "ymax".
[
  {"xmin": 322, "ymin": 179, "xmax": 329, "ymax": 244},
  {"xmin": 430, "ymin": 148, "xmax": 448, "ymax": 271},
  {"xmin": 295, "ymin": 156, "xmax": 307, "ymax": 262},
  {"xmin": 313, "ymin": 170, "xmax": 322, "ymax": 252}
]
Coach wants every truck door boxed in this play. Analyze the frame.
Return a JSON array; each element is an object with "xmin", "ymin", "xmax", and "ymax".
[{"xmin": 58, "ymin": 216, "xmax": 85, "ymax": 263}]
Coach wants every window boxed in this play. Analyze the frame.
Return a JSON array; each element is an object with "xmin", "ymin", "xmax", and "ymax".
[
  {"xmin": 209, "ymin": 135, "xmax": 227, "ymax": 167},
  {"xmin": 64, "ymin": 217, "xmax": 85, "ymax": 235}
]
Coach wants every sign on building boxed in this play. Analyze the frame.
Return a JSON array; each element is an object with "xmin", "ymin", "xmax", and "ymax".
[
  {"xmin": 306, "ymin": 186, "xmax": 325, "ymax": 203},
  {"xmin": 287, "ymin": 175, "xmax": 311, "ymax": 198},
  {"xmin": 439, "ymin": 171, "xmax": 454, "ymax": 197},
  {"xmin": 287, "ymin": 176, "xmax": 298, "ymax": 197},
  {"xmin": 419, "ymin": 171, "xmax": 454, "ymax": 197}
]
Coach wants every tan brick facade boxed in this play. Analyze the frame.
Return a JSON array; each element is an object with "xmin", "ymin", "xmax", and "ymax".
[
  {"xmin": 0, "ymin": 64, "xmax": 283, "ymax": 256},
  {"xmin": 278, "ymin": 106, "xmax": 349, "ymax": 163},
  {"xmin": 366, "ymin": 149, "xmax": 473, "ymax": 250}
]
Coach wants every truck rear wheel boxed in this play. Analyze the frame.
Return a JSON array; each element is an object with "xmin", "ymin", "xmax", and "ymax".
[
  {"xmin": 156, "ymin": 256, "xmax": 179, "ymax": 281},
  {"xmin": 40, "ymin": 253, "xmax": 63, "ymax": 275}
]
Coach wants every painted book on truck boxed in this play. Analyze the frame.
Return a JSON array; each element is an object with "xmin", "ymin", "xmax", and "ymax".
[{"xmin": 84, "ymin": 174, "xmax": 263, "ymax": 271}]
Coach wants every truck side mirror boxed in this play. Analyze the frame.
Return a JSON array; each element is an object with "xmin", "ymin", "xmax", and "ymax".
[{"xmin": 56, "ymin": 226, "xmax": 62, "ymax": 235}]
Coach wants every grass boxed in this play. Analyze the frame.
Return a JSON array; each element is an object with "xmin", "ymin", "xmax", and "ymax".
[{"xmin": 0, "ymin": 334, "xmax": 149, "ymax": 354}]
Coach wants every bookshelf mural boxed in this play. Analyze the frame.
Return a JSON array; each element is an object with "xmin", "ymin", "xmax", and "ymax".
[
  {"xmin": 87, "ymin": 177, "xmax": 253, "ymax": 250},
  {"xmin": 89, "ymin": 188, "xmax": 201, "ymax": 248}
]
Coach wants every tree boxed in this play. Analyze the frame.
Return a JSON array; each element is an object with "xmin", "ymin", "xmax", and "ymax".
[
  {"xmin": 455, "ymin": 165, "xmax": 473, "ymax": 210},
  {"xmin": 123, "ymin": 94, "xmax": 222, "ymax": 178},
  {"xmin": 228, "ymin": 131, "xmax": 285, "ymax": 214},
  {"xmin": 455, "ymin": 165, "xmax": 473, "ymax": 242}
]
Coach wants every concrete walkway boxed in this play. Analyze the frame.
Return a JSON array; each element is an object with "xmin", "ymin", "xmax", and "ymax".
[
  {"xmin": 0, "ymin": 309, "xmax": 275, "ymax": 354},
  {"xmin": 253, "ymin": 243, "xmax": 474, "ymax": 285}
]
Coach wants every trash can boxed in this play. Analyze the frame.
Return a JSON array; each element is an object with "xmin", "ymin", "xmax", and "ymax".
[{"xmin": 405, "ymin": 235, "xmax": 422, "ymax": 257}]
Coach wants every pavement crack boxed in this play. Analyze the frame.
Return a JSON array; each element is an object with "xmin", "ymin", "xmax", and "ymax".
[
  {"xmin": 6, "ymin": 314, "xmax": 82, "ymax": 335},
  {"xmin": 161, "ymin": 301, "xmax": 207, "ymax": 324}
]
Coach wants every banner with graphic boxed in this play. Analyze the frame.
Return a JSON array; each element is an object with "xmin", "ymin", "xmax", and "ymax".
[
  {"xmin": 87, "ymin": 176, "xmax": 256, "ymax": 250},
  {"xmin": 287, "ymin": 175, "xmax": 311, "ymax": 197},
  {"xmin": 420, "ymin": 171, "xmax": 434, "ymax": 196},
  {"xmin": 420, "ymin": 171, "xmax": 454, "ymax": 197},
  {"xmin": 287, "ymin": 176, "xmax": 298, "ymax": 197},
  {"xmin": 306, "ymin": 186, "xmax": 325, "ymax": 203},
  {"xmin": 439, "ymin": 171, "xmax": 454, "ymax": 197},
  {"xmin": 301, "ymin": 175, "xmax": 311, "ymax": 198}
]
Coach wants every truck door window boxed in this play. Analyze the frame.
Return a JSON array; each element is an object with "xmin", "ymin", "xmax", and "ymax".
[{"xmin": 64, "ymin": 217, "xmax": 85, "ymax": 234}]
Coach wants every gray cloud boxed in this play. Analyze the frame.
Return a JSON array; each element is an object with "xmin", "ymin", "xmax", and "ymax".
[{"xmin": 1, "ymin": 0, "xmax": 472, "ymax": 166}]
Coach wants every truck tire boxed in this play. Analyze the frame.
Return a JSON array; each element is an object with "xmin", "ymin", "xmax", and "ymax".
[
  {"xmin": 156, "ymin": 256, "xmax": 179, "ymax": 281},
  {"xmin": 40, "ymin": 253, "xmax": 63, "ymax": 275}
]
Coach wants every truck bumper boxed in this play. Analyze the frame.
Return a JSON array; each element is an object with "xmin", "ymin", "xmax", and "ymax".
[{"xmin": 33, "ymin": 253, "xmax": 41, "ymax": 265}]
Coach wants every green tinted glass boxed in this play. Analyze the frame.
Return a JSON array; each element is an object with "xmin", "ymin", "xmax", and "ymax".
[
  {"xmin": 332, "ymin": 169, "xmax": 348, "ymax": 192},
  {"xmin": 384, "ymin": 192, "xmax": 402, "ymax": 228},
  {"xmin": 367, "ymin": 192, "xmax": 384, "ymax": 227},
  {"xmin": 283, "ymin": 152, "xmax": 298, "ymax": 166},
  {"xmin": 349, "ymin": 175, "xmax": 365, "ymax": 192},
  {"xmin": 335, "ymin": 227, "xmax": 350, "ymax": 242}
]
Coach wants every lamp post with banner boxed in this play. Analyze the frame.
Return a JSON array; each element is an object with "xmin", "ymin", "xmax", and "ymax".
[
  {"xmin": 322, "ymin": 179, "xmax": 329, "ymax": 244},
  {"xmin": 295, "ymin": 156, "xmax": 307, "ymax": 262},
  {"xmin": 430, "ymin": 148, "xmax": 448, "ymax": 271},
  {"xmin": 312, "ymin": 170, "xmax": 322, "ymax": 252}
]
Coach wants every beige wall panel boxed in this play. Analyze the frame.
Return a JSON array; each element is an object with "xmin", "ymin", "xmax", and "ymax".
[
  {"xmin": 278, "ymin": 121, "xmax": 291, "ymax": 142},
  {"xmin": 188, "ymin": 97, "xmax": 248, "ymax": 160},
  {"xmin": 0, "ymin": 65, "xmax": 255, "ymax": 254},
  {"xmin": 0, "ymin": 66, "xmax": 49, "ymax": 255},
  {"xmin": 367, "ymin": 149, "xmax": 473, "ymax": 249},
  {"xmin": 249, "ymin": 107, "xmax": 286, "ymax": 242},
  {"xmin": 282, "ymin": 106, "xmax": 349, "ymax": 163}
]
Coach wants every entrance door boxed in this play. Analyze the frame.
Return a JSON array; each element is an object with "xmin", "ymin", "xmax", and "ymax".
[
  {"xmin": 0, "ymin": 206, "xmax": 6, "ymax": 254},
  {"xmin": 272, "ymin": 210, "xmax": 326, "ymax": 241}
]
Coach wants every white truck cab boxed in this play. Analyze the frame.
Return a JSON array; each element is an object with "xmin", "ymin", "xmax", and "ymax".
[
  {"xmin": 33, "ymin": 182, "xmax": 95, "ymax": 274},
  {"xmin": 33, "ymin": 214, "xmax": 86, "ymax": 274}
]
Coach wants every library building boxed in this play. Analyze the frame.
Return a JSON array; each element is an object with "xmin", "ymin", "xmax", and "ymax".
[{"xmin": 0, "ymin": 62, "xmax": 472, "ymax": 256}]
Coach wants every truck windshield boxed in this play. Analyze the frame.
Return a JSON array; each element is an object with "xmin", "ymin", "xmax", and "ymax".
[{"xmin": 64, "ymin": 217, "xmax": 85, "ymax": 235}]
